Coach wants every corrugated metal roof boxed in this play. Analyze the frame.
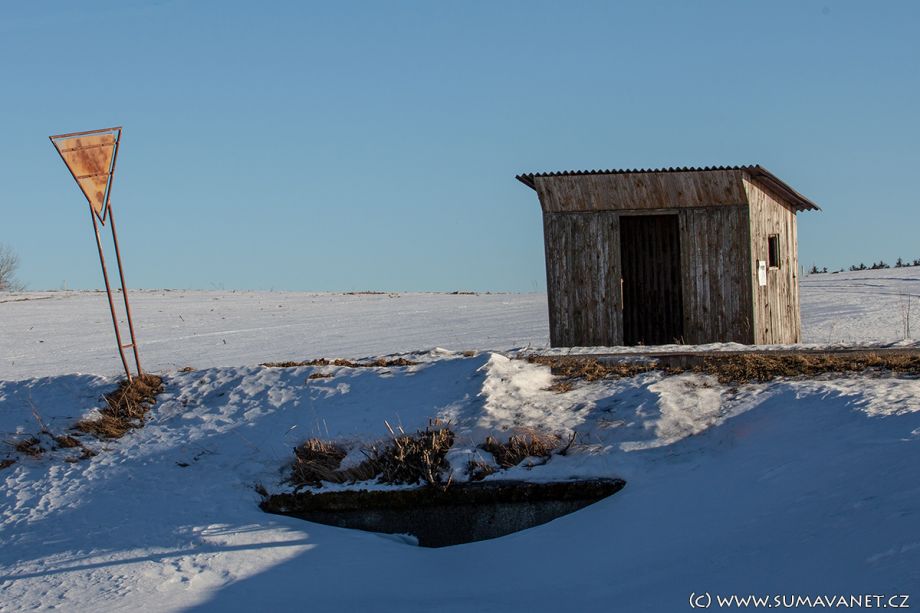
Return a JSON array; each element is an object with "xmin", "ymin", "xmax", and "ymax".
[{"xmin": 515, "ymin": 164, "xmax": 820, "ymax": 212}]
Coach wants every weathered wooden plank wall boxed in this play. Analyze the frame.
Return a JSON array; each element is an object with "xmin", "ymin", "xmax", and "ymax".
[
  {"xmin": 535, "ymin": 169, "xmax": 747, "ymax": 212},
  {"xmin": 744, "ymin": 178, "xmax": 801, "ymax": 344},
  {"xmin": 542, "ymin": 212, "xmax": 620, "ymax": 346},
  {"xmin": 544, "ymin": 206, "xmax": 754, "ymax": 347},
  {"xmin": 678, "ymin": 205, "xmax": 755, "ymax": 344},
  {"xmin": 534, "ymin": 171, "xmax": 805, "ymax": 348}
]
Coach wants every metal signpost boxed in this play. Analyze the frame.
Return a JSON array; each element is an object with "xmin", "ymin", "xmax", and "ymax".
[{"xmin": 49, "ymin": 127, "xmax": 142, "ymax": 381}]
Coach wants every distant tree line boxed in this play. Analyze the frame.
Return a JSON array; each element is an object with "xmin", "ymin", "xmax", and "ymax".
[{"xmin": 808, "ymin": 257, "xmax": 920, "ymax": 274}]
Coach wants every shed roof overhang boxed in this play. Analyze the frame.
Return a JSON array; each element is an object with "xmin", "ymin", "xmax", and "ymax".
[{"xmin": 515, "ymin": 165, "xmax": 821, "ymax": 212}]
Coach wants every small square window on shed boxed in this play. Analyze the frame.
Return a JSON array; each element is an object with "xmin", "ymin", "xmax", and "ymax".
[{"xmin": 768, "ymin": 235, "xmax": 780, "ymax": 268}]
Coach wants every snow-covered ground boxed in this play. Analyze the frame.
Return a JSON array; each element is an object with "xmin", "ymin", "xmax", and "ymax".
[
  {"xmin": 2, "ymin": 268, "xmax": 919, "ymax": 381},
  {"xmin": 801, "ymin": 268, "xmax": 920, "ymax": 345},
  {"xmin": 0, "ymin": 291, "xmax": 547, "ymax": 381},
  {"xmin": 1, "ymin": 268, "xmax": 919, "ymax": 611}
]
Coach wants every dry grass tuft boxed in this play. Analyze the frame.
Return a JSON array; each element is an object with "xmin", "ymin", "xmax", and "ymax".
[
  {"xmin": 528, "ymin": 356, "xmax": 663, "ymax": 383},
  {"xmin": 547, "ymin": 379, "xmax": 575, "ymax": 393},
  {"xmin": 698, "ymin": 352, "xmax": 920, "ymax": 384},
  {"xmin": 332, "ymin": 460, "xmax": 379, "ymax": 484},
  {"xmin": 369, "ymin": 421, "xmax": 455, "ymax": 486},
  {"xmin": 53, "ymin": 434, "xmax": 81, "ymax": 449},
  {"xmin": 262, "ymin": 357, "xmax": 418, "ymax": 369},
  {"xmin": 288, "ymin": 440, "xmax": 378, "ymax": 488},
  {"xmin": 13, "ymin": 437, "xmax": 44, "ymax": 457},
  {"xmin": 74, "ymin": 414, "xmax": 129, "ymax": 439},
  {"xmin": 12, "ymin": 398, "xmax": 100, "ymax": 463},
  {"xmin": 0, "ymin": 459, "xmax": 15, "ymax": 470},
  {"xmin": 75, "ymin": 374, "xmax": 165, "ymax": 439},
  {"xmin": 9, "ymin": 432, "xmax": 96, "ymax": 463},
  {"xmin": 288, "ymin": 421, "xmax": 455, "ymax": 488},
  {"xmin": 307, "ymin": 372, "xmax": 333, "ymax": 380},
  {"xmin": 61, "ymin": 444, "xmax": 97, "ymax": 463},
  {"xmin": 78, "ymin": 446, "xmax": 97, "ymax": 460},
  {"xmin": 480, "ymin": 429, "xmax": 562, "ymax": 469},
  {"xmin": 52, "ymin": 433, "xmax": 96, "ymax": 460},
  {"xmin": 291, "ymin": 439, "xmax": 349, "ymax": 487},
  {"xmin": 467, "ymin": 458, "xmax": 496, "ymax": 481}
]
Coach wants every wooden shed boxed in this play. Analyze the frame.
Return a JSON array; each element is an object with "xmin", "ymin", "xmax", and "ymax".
[{"xmin": 516, "ymin": 165, "xmax": 820, "ymax": 347}]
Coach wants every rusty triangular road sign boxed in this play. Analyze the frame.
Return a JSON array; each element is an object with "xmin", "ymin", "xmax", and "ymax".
[
  {"xmin": 50, "ymin": 126, "xmax": 121, "ymax": 225},
  {"xmin": 47, "ymin": 125, "xmax": 142, "ymax": 381}
]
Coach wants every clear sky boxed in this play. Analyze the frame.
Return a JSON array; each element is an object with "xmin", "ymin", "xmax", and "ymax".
[{"xmin": 2, "ymin": 1, "xmax": 918, "ymax": 292}]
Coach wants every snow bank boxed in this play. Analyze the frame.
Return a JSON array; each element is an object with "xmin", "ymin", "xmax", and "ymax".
[
  {"xmin": 2, "ymin": 268, "xmax": 919, "ymax": 610},
  {"xmin": 2, "ymin": 352, "xmax": 919, "ymax": 611}
]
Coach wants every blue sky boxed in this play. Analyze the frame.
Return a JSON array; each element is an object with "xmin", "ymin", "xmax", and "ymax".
[{"xmin": 2, "ymin": 1, "xmax": 918, "ymax": 291}]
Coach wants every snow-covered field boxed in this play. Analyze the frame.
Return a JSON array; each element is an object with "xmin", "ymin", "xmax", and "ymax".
[
  {"xmin": 801, "ymin": 268, "xmax": 920, "ymax": 345},
  {"xmin": 0, "ymin": 291, "xmax": 548, "ymax": 381},
  {"xmin": 2, "ymin": 268, "xmax": 919, "ymax": 381},
  {"xmin": 1, "ymin": 268, "xmax": 919, "ymax": 611}
]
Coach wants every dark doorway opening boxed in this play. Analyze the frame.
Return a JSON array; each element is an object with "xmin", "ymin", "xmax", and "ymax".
[{"xmin": 619, "ymin": 214, "xmax": 684, "ymax": 345}]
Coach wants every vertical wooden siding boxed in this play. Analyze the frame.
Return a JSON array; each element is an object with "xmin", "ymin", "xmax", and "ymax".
[
  {"xmin": 677, "ymin": 205, "xmax": 755, "ymax": 344},
  {"xmin": 544, "ymin": 206, "xmax": 753, "ymax": 347},
  {"xmin": 534, "ymin": 172, "xmax": 805, "ymax": 348},
  {"xmin": 744, "ymin": 178, "xmax": 801, "ymax": 344},
  {"xmin": 543, "ymin": 212, "xmax": 621, "ymax": 346}
]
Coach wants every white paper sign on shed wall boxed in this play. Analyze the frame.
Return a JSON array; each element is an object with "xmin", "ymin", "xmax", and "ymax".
[{"xmin": 758, "ymin": 260, "xmax": 767, "ymax": 286}]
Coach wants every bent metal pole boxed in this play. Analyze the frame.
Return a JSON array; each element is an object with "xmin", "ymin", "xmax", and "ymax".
[
  {"xmin": 88, "ymin": 203, "xmax": 135, "ymax": 381},
  {"xmin": 49, "ymin": 126, "xmax": 142, "ymax": 381}
]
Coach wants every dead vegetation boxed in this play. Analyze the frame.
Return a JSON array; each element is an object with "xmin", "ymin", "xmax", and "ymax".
[
  {"xmin": 7, "ymin": 399, "xmax": 99, "ymax": 464},
  {"xmin": 467, "ymin": 458, "xmax": 496, "ymax": 481},
  {"xmin": 52, "ymin": 434, "xmax": 81, "ymax": 449},
  {"xmin": 75, "ymin": 374, "xmax": 165, "ymax": 439},
  {"xmin": 289, "ymin": 421, "xmax": 455, "ymax": 489},
  {"xmin": 54, "ymin": 433, "xmax": 96, "ymax": 461},
  {"xmin": 528, "ymin": 355, "xmax": 665, "ymax": 385},
  {"xmin": 14, "ymin": 437, "xmax": 44, "ymax": 457},
  {"xmin": 371, "ymin": 421, "xmax": 455, "ymax": 486},
  {"xmin": 64, "ymin": 447, "xmax": 97, "ymax": 462},
  {"xmin": 287, "ymin": 421, "xmax": 573, "ymax": 490},
  {"xmin": 700, "ymin": 352, "xmax": 920, "ymax": 384},
  {"xmin": 546, "ymin": 379, "xmax": 574, "ymax": 393},
  {"xmin": 292, "ymin": 439, "xmax": 349, "ymax": 487},
  {"xmin": 480, "ymin": 429, "xmax": 563, "ymax": 470},
  {"xmin": 6, "ymin": 432, "xmax": 96, "ymax": 463},
  {"xmin": 262, "ymin": 357, "xmax": 418, "ymax": 369},
  {"xmin": 528, "ymin": 351, "xmax": 920, "ymax": 387},
  {"xmin": 5, "ymin": 374, "xmax": 163, "ymax": 467},
  {"xmin": 0, "ymin": 459, "xmax": 15, "ymax": 470}
]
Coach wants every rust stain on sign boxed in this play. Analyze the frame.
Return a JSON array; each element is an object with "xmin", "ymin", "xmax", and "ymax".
[
  {"xmin": 48, "ymin": 126, "xmax": 142, "ymax": 382},
  {"xmin": 50, "ymin": 127, "xmax": 120, "ymax": 223}
]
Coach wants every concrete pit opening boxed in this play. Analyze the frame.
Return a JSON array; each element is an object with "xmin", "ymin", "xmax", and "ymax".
[{"xmin": 261, "ymin": 478, "xmax": 625, "ymax": 548}]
